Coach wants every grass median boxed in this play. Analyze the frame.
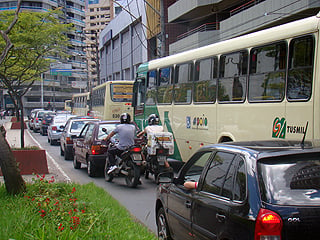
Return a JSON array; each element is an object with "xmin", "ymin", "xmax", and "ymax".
[{"xmin": 0, "ymin": 175, "xmax": 157, "ymax": 240}]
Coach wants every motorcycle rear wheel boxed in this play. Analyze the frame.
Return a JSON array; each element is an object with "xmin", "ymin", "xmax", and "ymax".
[{"xmin": 125, "ymin": 160, "xmax": 140, "ymax": 188}]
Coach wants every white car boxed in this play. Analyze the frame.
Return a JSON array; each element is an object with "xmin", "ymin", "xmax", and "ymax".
[{"xmin": 47, "ymin": 114, "xmax": 76, "ymax": 145}]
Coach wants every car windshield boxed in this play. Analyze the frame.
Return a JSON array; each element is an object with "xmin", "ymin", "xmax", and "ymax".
[
  {"xmin": 97, "ymin": 123, "xmax": 119, "ymax": 140},
  {"xmin": 258, "ymin": 155, "xmax": 320, "ymax": 206}
]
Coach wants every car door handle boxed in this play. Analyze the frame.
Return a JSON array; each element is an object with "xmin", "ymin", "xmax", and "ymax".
[
  {"xmin": 185, "ymin": 200, "xmax": 192, "ymax": 208},
  {"xmin": 216, "ymin": 213, "xmax": 226, "ymax": 223}
]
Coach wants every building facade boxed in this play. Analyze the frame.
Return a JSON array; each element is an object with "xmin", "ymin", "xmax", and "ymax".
[
  {"xmin": 0, "ymin": 0, "xmax": 86, "ymax": 115},
  {"xmin": 168, "ymin": 0, "xmax": 320, "ymax": 54},
  {"xmin": 84, "ymin": 0, "xmax": 114, "ymax": 87},
  {"xmin": 98, "ymin": 0, "xmax": 148, "ymax": 82}
]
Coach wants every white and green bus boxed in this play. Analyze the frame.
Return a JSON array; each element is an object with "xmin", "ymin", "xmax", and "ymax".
[
  {"xmin": 91, "ymin": 80, "xmax": 134, "ymax": 120},
  {"xmin": 132, "ymin": 14, "xmax": 319, "ymax": 162},
  {"xmin": 72, "ymin": 92, "xmax": 90, "ymax": 116}
]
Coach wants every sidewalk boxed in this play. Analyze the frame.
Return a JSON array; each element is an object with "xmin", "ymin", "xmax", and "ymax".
[{"xmin": 0, "ymin": 117, "xmax": 70, "ymax": 183}]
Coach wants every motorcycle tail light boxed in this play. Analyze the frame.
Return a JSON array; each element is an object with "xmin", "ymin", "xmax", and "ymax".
[{"xmin": 131, "ymin": 147, "xmax": 141, "ymax": 153}]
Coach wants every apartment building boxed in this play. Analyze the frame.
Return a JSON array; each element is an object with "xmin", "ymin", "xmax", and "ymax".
[
  {"xmin": 84, "ymin": 0, "xmax": 114, "ymax": 87},
  {"xmin": 0, "ymin": 0, "xmax": 86, "ymax": 115}
]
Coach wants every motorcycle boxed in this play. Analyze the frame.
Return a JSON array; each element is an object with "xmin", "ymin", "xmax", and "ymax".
[
  {"xmin": 104, "ymin": 139, "xmax": 143, "ymax": 188},
  {"xmin": 143, "ymin": 132, "xmax": 174, "ymax": 183}
]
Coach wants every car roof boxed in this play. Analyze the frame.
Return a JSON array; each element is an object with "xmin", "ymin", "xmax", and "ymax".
[{"xmin": 200, "ymin": 140, "xmax": 320, "ymax": 161}]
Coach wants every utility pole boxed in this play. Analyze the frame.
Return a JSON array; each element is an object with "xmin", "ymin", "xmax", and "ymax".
[{"xmin": 160, "ymin": 0, "xmax": 166, "ymax": 57}]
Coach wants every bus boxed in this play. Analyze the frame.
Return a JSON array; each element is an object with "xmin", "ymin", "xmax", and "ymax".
[
  {"xmin": 72, "ymin": 92, "xmax": 90, "ymax": 116},
  {"xmin": 91, "ymin": 80, "xmax": 133, "ymax": 120},
  {"xmin": 132, "ymin": 14, "xmax": 318, "ymax": 162},
  {"xmin": 64, "ymin": 99, "xmax": 72, "ymax": 112}
]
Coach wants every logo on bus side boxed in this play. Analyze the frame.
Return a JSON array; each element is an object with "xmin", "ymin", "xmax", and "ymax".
[
  {"xmin": 186, "ymin": 115, "xmax": 208, "ymax": 129},
  {"xmin": 272, "ymin": 117, "xmax": 307, "ymax": 139},
  {"xmin": 272, "ymin": 117, "xmax": 286, "ymax": 139}
]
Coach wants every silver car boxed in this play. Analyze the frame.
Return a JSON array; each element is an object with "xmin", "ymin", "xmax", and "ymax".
[
  {"xmin": 60, "ymin": 116, "xmax": 100, "ymax": 160},
  {"xmin": 33, "ymin": 110, "xmax": 54, "ymax": 132},
  {"xmin": 47, "ymin": 114, "xmax": 76, "ymax": 145}
]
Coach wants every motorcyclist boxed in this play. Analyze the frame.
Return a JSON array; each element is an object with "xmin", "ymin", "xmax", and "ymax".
[
  {"xmin": 137, "ymin": 114, "xmax": 171, "ymax": 169},
  {"xmin": 104, "ymin": 113, "xmax": 136, "ymax": 174}
]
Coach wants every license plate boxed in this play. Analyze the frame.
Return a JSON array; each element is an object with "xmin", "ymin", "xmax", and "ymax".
[
  {"xmin": 132, "ymin": 154, "xmax": 142, "ymax": 161},
  {"xmin": 157, "ymin": 155, "xmax": 166, "ymax": 165}
]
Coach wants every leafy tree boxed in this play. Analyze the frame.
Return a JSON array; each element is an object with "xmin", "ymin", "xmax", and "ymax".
[
  {"xmin": 0, "ymin": 0, "xmax": 26, "ymax": 195},
  {"xmin": 0, "ymin": 8, "xmax": 73, "ymax": 148}
]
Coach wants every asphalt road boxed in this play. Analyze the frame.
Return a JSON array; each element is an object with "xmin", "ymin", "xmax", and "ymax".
[{"xmin": 27, "ymin": 129, "xmax": 159, "ymax": 235}]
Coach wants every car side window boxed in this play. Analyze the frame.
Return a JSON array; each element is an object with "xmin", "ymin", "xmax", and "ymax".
[
  {"xmin": 84, "ymin": 124, "xmax": 95, "ymax": 142},
  {"xmin": 184, "ymin": 151, "xmax": 213, "ymax": 183},
  {"xmin": 202, "ymin": 151, "xmax": 235, "ymax": 197},
  {"xmin": 233, "ymin": 159, "xmax": 246, "ymax": 201}
]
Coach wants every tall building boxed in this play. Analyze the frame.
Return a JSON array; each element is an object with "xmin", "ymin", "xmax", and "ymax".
[
  {"xmin": 167, "ymin": 0, "xmax": 320, "ymax": 54},
  {"xmin": 99, "ymin": 0, "xmax": 148, "ymax": 82},
  {"xmin": 0, "ymin": 0, "xmax": 86, "ymax": 115},
  {"xmin": 84, "ymin": 0, "xmax": 114, "ymax": 87}
]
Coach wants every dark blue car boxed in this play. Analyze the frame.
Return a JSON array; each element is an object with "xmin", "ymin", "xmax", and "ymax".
[{"xmin": 156, "ymin": 140, "xmax": 320, "ymax": 240}]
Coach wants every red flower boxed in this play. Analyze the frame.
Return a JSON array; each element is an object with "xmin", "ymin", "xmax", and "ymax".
[
  {"xmin": 58, "ymin": 223, "xmax": 64, "ymax": 231},
  {"xmin": 71, "ymin": 187, "xmax": 76, "ymax": 193}
]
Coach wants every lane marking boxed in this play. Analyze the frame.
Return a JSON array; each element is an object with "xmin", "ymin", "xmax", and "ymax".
[{"xmin": 27, "ymin": 130, "xmax": 71, "ymax": 182}]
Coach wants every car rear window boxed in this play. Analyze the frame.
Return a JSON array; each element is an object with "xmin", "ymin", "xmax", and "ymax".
[
  {"xmin": 98, "ymin": 124, "xmax": 119, "ymax": 140},
  {"xmin": 258, "ymin": 154, "xmax": 320, "ymax": 206}
]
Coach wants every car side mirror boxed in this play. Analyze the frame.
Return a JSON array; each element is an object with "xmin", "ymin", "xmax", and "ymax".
[
  {"xmin": 102, "ymin": 128, "xmax": 107, "ymax": 133},
  {"xmin": 157, "ymin": 171, "xmax": 174, "ymax": 184}
]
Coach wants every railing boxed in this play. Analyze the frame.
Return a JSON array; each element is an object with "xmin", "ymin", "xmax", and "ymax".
[
  {"xmin": 176, "ymin": 22, "xmax": 219, "ymax": 41},
  {"xmin": 230, "ymin": 0, "xmax": 265, "ymax": 16}
]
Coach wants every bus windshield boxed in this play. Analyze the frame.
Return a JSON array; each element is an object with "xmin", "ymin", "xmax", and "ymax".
[{"xmin": 110, "ymin": 84, "xmax": 133, "ymax": 102}]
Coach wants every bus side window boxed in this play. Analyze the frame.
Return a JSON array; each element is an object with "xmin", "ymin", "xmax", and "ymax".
[
  {"xmin": 249, "ymin": 42, "xmax": 286, "ymax": 102},
  {"xmin": 174, "ymin": 62, "xmax": 193, "ymax": 104},
  {"xmin": 157, "ymin": 67, "xmax": 173, "ymax": 104},
  {"xmin": 146, "ymin": 70, "xmax": 157, "ymax": 105},
  {"xmin": 194, "ymin": 57, "xmax": 218, "ymax": 103},
  {"xmin": 287, "ymin": 35, "xmax": 314, "ymax": 101},
  {"xmin": 218, "ymin": 51, "xmax": 247, "ymax": 102},
  {"xmin": 133, "ymin": 79, "xmax": 145, "ymax": 107}
]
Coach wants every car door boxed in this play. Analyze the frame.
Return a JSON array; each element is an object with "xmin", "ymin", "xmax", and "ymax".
[
  {"xmin": 74, "ymin": 124, "xmax": 90, "ymax": 163},
  {"xmin": 82, "ymin": 123, "xmax": 96, "ymax": 161},
  {"xmin": 192, "ymin": 151, "xmax": 237, "ymax": 240},
  {"xmin": 166, "ymin": 150, "xmax": 214, "ymax": 240}
]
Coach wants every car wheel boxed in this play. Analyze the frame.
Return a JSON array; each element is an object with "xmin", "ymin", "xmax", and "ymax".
[
  {"xmin": 87, "ymin": 159, "xmax": 96, "ymax": 177},
  {"xmin": 50, "ymin": 139, "xmax": 54, "ymax": 145},
  {"xmin": 64, "ymin": 147, "xmax": 72, "ymax": 160},
  {"xmin": 104, "ymin": 156, "xmax": 114, "ymax": 182},
  {"xmin": 60, "ymin": 145, "xmax": 64, "ymax": 156},
  {"xmin": 73, "ymin": 155, "xmax": 81, "ymax": 169},
  {"xmin": 157, "ymin": 207, "xmax": 172, "ymax": 240}
]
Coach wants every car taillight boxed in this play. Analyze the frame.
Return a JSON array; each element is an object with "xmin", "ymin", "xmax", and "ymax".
[
  {"xmin": 255, "ymin": 208, "xmax": 283, "ymax": 240},
  {"xmin": 91, "ymin": 145, "xmax": 102, "ymax": 155},
  {"xmin": 66, "ymin": 137, "xmax": 73, "ymax": 144},
  {"xmin": 52, "ymin": 126, "xmax": 57, "ymax": 131},
  {"xmin": 42, "ymin": 120, "xmax": 46, "ymax": 124},
  {"xmin": 36, "ymin": 117, "xmax": 39, "ymax": 123}
]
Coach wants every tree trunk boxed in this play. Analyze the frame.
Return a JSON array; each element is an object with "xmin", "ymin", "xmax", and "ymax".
[
  {"xmin": 17, "ymin": 96, "xmax": 25, "ymax": 148},
  {"xmin": 0, "ymin": 126, "xmax": 26, "ymax": 195}
]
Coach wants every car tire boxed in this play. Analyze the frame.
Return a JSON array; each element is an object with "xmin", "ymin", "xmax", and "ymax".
[
  {"xmin": 64, "ymin": 147, "xmax": 72, "ymax": 160},
  {"xmin": 73, "ymin": 155, "xmax": 81, "ymax": 169},
  {"xmin": 60, "ymin": 145, "xmax": 64, "ymax": 156},
  {"xmin": 156, "ymin": 207, "xmax": 172, "ymax": 240},
  {"xmin": 87, "ymin": 159, "xmax": 96, "ymax": 177}
]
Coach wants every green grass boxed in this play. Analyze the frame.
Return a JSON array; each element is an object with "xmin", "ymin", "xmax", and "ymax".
[{"xmin": 0, "ymin": 175, "xmax": 157, "ymax": 240}]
